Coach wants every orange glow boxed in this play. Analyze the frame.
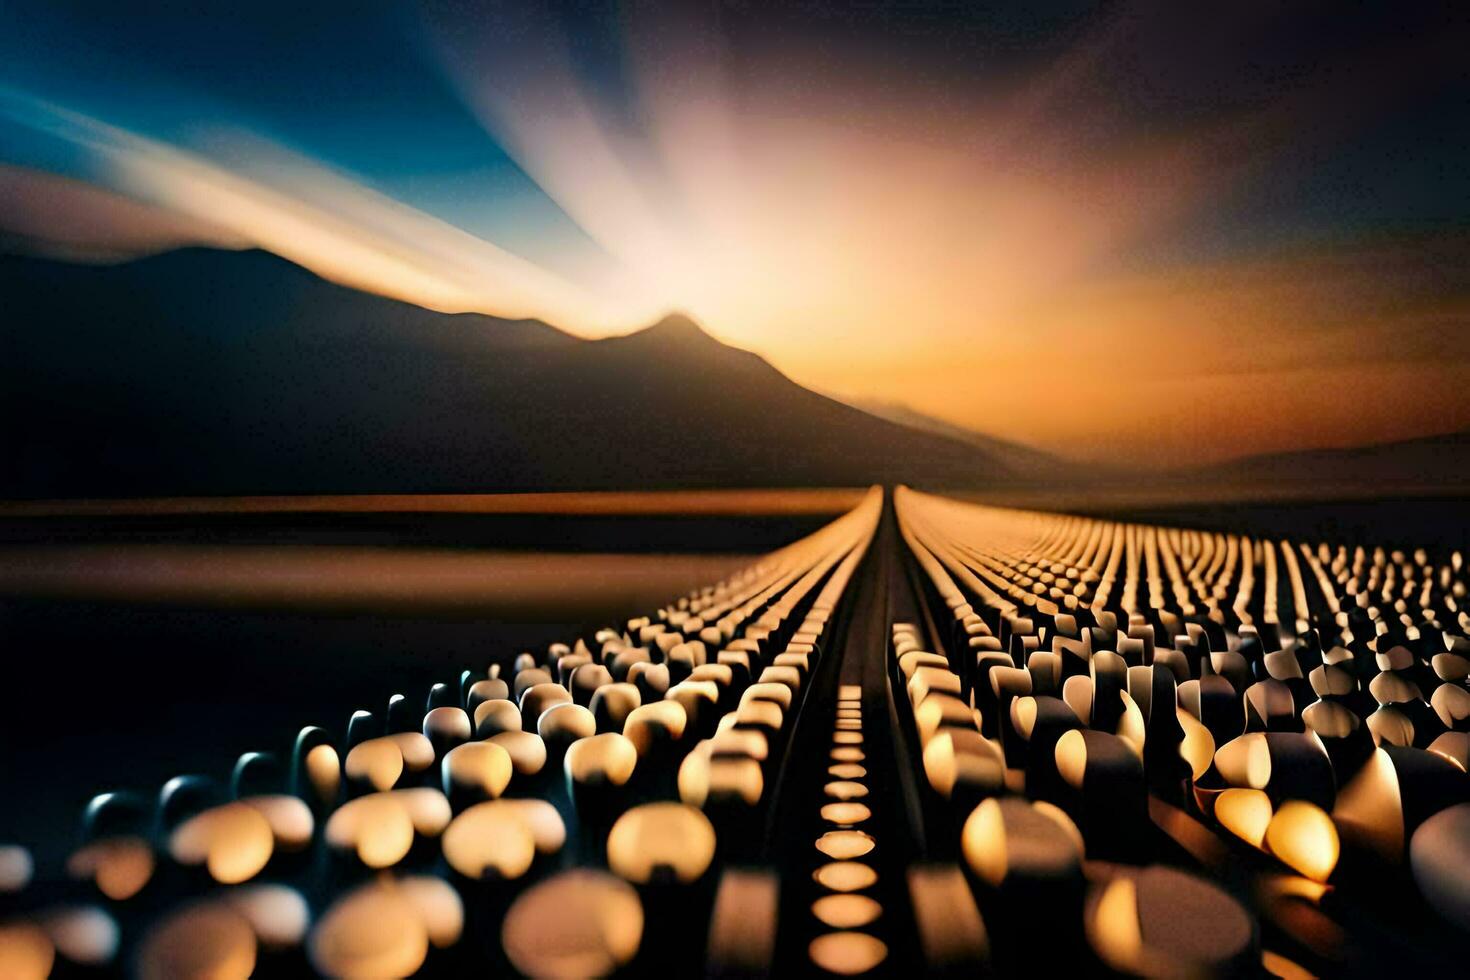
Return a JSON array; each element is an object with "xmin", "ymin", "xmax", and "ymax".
[
  {"xmin": 0, "ymin": 923, "xmax": 54, "ymax": 980},
  {"xmin": 139, "ymin": 904, "xmax": 256, "ymax": 980},
  {"xmin": 442, "ymin": 803, "xmax": 536, "ymax": 879},
  {"xmin": 422, "ymin": 10, "xmax": 1470, "ymax": 465},
  {"xmin": 66, "ymin": 837, "xmax": 154, "ymax": 901},
  {"xmin": 1087, "ymin": 877, "xmax": 1143, "ymax": 972},
  {"xmin": 309, "ymin": 877, "xmax": 462, "ymax": 978},
  {"xmin": 811, "ymin": 895, "xmax": 882, "ymax": 930},
  {"xmin": 1264, "ymin": 801, "xmax": 1340, "ymax": 883},
  {"xmin": 1215, "ymin": 788, "xmax": 1274, "ymax": 848},
  {"xmin": 807, "ymin": 932, "xmax": 889, "ymax": 975},
  {"xmin": 815, "ymin": 831, "xmax": 875, "ymax": 861},
  {"xmin": 167, "ymin": 803, "xmax": 274, "ymax": 885},
  {"xmin": 606, "ymin": 803, "xmax": 716, "ymax": 885},
  {"xmin": 10, "ymin": 13, "xmax": 1465, "ymax": 467},
  {"xmin": 500, "ymin": 871, "xmax": 643, "ymax": 979},
  {"xmin": 813, "ymin": 861, "xmax": 879, "ymax": 893}
]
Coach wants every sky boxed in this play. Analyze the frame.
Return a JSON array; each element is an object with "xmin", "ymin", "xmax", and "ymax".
[{"xmin": 1, "ymin": 1, "xmax": 1467, "ymax": 467}]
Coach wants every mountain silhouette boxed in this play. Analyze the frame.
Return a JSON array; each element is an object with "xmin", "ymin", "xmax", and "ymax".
[
  {"xmin": 843, "ymin": 397, "xmax": 1078, "ymax": 480},
  {"xmin": 1, "ymin": 248, "xmax": 1017, "ymax": 497},
  {"xmin": 1181, "ymin": 429, "xmax": 1470, "ymax": 493}
]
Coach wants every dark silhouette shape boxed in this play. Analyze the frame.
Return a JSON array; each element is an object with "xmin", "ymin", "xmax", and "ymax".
[{"xmin": 1, "ymin": 248, "xmax": 1017, "ymax": 497}]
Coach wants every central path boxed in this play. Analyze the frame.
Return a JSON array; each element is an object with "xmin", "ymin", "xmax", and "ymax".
[{"xmin": 765, "ymin": 497, "xmax": 930, "ymax": 973}]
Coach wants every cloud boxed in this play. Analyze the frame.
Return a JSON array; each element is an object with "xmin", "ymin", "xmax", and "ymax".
[
  {"xmin": 0, "ymin": 163, "xmax": 247, "ymax": 261},
  {"xmin": 0, "ymin": 90, "xmax": 663, "ymax": 335}
]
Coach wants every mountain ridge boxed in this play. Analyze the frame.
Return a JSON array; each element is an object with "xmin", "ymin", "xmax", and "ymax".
[
  {"xmin": 843, "ymin": 398, "xmax": 1078, "ymax": 480},
  {"xmin": 1179, "ymin": 428, "xmax": 1470, "ymax": 489},
  {"xmin": 0, "ymin": 246, "xmax": 1018, "ymax": 497},
  {"xmin": 6, "ymin": 246, "xmax": 1460, "ymax": 501}
]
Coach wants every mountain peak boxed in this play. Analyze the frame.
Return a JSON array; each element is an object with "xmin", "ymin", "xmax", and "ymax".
[
  {"xmin": 641, "ymin": 312, "xmax": 714, "ymax": 343},
  {"xmin": 3, "ymin": 250, "xmax": 1024, "ymax": 496}
]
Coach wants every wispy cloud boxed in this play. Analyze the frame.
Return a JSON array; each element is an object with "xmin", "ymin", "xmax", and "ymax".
[{"xmin": 0, "ymin": 89, "xmax": 663, "ymax": 334}]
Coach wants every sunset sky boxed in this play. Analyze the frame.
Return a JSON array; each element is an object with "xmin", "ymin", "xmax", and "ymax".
[{"xmin": 1, "ymin": 1, "xmax": 1467, "ymax": 466}]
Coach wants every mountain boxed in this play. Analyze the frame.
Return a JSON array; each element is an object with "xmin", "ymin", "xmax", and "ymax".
[
  {"xmin": 1181, "ymin": 430, "xmax": 1470, "ymax": 495},
  {"xmin": 0, "ymin": 248, "xmax": 1019, "ymax": 497},
  {"xmin": 844, "ymin": 398, "xmax": 1075, "ymax": 480}
]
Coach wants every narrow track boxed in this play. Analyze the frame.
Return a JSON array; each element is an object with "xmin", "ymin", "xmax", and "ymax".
[{"xmin": 765, "ymin": 497, "xmax": 931, "ymax": 974}]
